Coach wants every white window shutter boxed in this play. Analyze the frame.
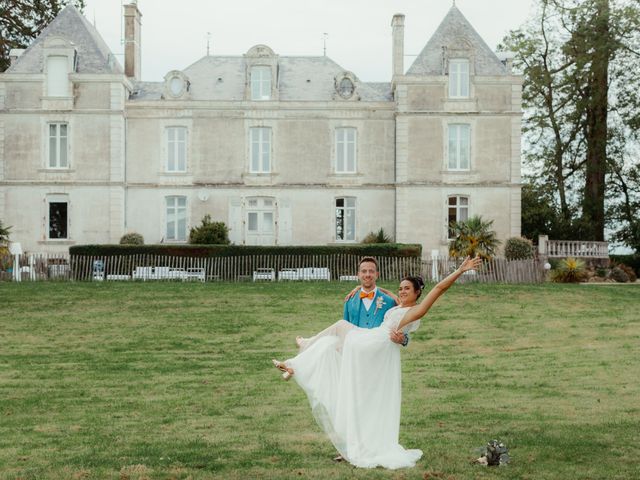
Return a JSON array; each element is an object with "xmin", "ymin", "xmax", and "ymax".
[
  {"xmin": 277, "ymin": 198, "xmax": 292, "ymax": 245},
  {"xmin": 47, "ymin": 56, "xmax": 68, "ymax": 97},
  {"xmin": 228, "ymin": 198, "xmax": 243, "ymax": 244}
]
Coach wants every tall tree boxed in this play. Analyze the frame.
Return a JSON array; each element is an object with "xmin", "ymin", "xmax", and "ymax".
[
  {"xmin": 0, "ymin": 0, "xmax": 85, "ymax": 72},
  {"xmin": 501, "ymin": 0, "xmax": 640, "ymax": 243}
]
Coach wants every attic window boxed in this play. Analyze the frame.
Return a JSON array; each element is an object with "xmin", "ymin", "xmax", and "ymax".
[
  {"xmin": 449, "ymin": 59, "xmax": 469, "ymax": 98},
  {"xmin": 46, "ymin": 56, "xmax": 68, "ymax": 97},
  {"xmin": 164, "ymin": 70, "xmax": 190, "ymax": 99},
  {"xmin": 170, "ymin": 77, "xmax": 184, "ymax": 96}
]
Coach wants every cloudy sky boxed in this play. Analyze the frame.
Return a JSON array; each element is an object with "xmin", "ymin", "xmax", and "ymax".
[{"xmin": 83, "ymin": 0, "xmax": 536, "ymax": 82}]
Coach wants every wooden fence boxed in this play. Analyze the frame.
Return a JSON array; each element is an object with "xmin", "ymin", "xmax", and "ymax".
[{"xmin": 2, "ymin": 253, "xmax": 544, "ymax": 284}]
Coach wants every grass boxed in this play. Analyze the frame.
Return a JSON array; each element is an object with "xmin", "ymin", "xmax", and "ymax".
[{"xmin": 0, "ymin": 281, "xmax": 638, "ymax": 479}]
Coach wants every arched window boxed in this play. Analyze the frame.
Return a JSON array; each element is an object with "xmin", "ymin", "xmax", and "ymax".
[
  {"xmin": 447, "ymin": 195, "xmax": 469, "ymax": 239},
  {"xmin": 336, "ymin": 197, "xmax": 356, "ymax": 241}
]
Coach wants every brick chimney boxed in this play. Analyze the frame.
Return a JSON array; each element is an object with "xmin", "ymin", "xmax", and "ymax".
[
  {"xmin": 124, "ymin": 1, "xmax": 142, "ymax": 80},
  {"xmin": 391, "ymin": 14, "xmax": 405, "ymax": 78}
]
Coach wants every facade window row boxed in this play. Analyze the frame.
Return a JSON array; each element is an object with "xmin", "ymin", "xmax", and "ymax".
[
  {"xmin": 40, "ymin": 194, "xmax": 471, "ymax": 244},
  {"xmin": 42, "ymin": 123, "xmax": 473, "ymax": 173}
]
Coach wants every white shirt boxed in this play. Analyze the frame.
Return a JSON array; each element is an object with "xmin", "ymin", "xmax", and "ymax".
[{"xmin": 361, "ymin": 287, "xmax": 378, "ymax": 311}]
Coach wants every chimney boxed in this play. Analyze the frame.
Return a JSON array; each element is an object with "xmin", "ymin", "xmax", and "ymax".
[
  {"xmin": 124, "ymin": 1, "xmax": 142, "ymax": 80},
  {"xmin": 391, "ymin": 14, "xmax": 405, "ymax": 78}
]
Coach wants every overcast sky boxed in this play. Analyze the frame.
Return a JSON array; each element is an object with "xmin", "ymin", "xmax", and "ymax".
[{"xmin": 83, "ymin": 0, "xmax": 536, "ymax": 83}]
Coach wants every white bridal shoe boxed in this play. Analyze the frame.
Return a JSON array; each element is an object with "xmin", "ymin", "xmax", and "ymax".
[{"xmin": 271, "ymin": 359, "xmax": 294, "ymax": 381}]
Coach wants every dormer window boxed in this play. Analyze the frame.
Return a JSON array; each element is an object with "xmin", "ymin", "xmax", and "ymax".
[
  {"xmin": 334, "ymin": 72, "xmax": 359, "ymax": 100},
  {"xmin": 251, "ymin": 66, "xmax": 271, "ymax": 100},
  {"xmin": 163, "ymin": 70, "xmax": 190, "ymax": 99},
  {"xmin": 42, "ymin": 37, "xmax": 76, "ymax": 103},
  {"xmin": 449, "ymin": 59, "xmax": 469, "ymax": 98},
  {"xmin": 46, "ymin": 56, "xmax": 69, "ymax": 97},
  {"xmin": 338, "ymin": 78, "xmax": 354, "ymax": 98}
]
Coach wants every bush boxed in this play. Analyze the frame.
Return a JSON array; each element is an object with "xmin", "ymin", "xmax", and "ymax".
[
  {"xmin": 551, "ymin": 257, "xmax": 588, "ymax": 283},
  {"xmin": 617, "ymin": 264, "xmax": 637, "ymax": 282},
  {"xmin": 610, "ymin": 267, "xmax": 630, "ymax": 283},
  {"xmin": 361, "ymin": 228, "xmax": 393, "ymax": 244},
  {"xmin": 119, "ymin": 232, "xmax": 144, "ymax": 245},
  {"xmin": 189, "ymin": 215, "xmax": 230, "ymax": 245},
  {"xmin": 596, "ymin": 267, "xmax": 608, "ymax": 277},
  {"xmin": 609, "ymin": 255, "xmax": 640, "ymax": 277},
  {"xmin": 504, "ymin": 237, "xmax": 534, "ymax": 260}
]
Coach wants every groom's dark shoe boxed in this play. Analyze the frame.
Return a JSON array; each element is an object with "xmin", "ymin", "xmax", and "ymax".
[{"xmin": 332, "ymin": 454, "xmax": 344, "ymax": 462}]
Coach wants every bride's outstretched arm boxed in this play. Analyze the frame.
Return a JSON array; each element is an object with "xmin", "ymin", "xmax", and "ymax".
[{"xmin": 397, "ymin": 255, "xmax": 482, "ymax": 331}]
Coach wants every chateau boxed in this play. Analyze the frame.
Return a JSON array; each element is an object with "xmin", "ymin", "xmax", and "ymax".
[{"xmin": 0, "ymin": 2, "xmax": 522, "ymax": 256}]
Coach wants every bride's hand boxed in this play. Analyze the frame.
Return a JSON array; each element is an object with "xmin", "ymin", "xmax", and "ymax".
[
  {"xmin": 460, "ymin": 254, "xmax": 482, "ymax": 272},
  {"xmin": 344, "ymin": 286, "xmax": 361, "ymax": 301}
]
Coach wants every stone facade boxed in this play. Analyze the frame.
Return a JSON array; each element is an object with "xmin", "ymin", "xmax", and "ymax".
[{"xmin": 0, "ymin": 3, "xmax": 521, "ymax": 256}]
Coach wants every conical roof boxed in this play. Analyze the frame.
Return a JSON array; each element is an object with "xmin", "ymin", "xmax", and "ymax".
[
  {"xmin": 407, "ymin": 5, "xmax": 505, "ymax": 76},
  {"xmin": 7, "ymin": 5, "xmax": 122, "ymax": 74}
]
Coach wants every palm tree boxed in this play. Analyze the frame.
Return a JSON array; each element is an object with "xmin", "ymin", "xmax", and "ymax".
[
  {"xmin": 0, "ymin": 220, "xmax": 11, "ymax": 257},
  {"xmin": 449, "ymin": 215, "xmax": 500, "ymax": 260}
]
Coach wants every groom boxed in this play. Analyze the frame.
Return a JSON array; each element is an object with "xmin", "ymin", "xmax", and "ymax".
[
  {"xmin": 343, "ymin": 256, "xmax": 408, "ymax": 344},
  {"xmin": 333, "ymin": 257, "xmax": 407, "ymax": 462}
]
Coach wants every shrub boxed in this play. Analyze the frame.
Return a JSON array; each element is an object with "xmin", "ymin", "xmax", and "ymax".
[
  {"xmin": 617, "ymin": 264, "xmax": 637, "ymax": 282},
  {"xmin": 610, "ymin": 267, "xmax": 630, "ymax": 283},
  {"xmin": 189, "ymin": 215, "xmax": 230, "ymax": 245},
  {"xmin": 504, "ymin": 237, "xmax": 534, "ymax": 260},
  {"xmin": 551, "ymin": 257, "xmax": 588, "ymax": 283},
  {"xmin": 596, "ymin": 267, "xmax": 608, "ymax": 277},
  {"xmin": 119, "ymin": 232, "xmax": 144, "ymax": 245},
  {"xmin": 609, "ymin": 254, "xmax": 640, "ymax": 276},
  {"xmin": 361, "ymin": 228, "xmax": 393, "ymax": 244}
]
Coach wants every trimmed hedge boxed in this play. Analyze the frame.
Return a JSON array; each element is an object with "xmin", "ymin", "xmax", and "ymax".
[
  {"xmin": 610, "ymin": 254, "xmax": 640, "ymax": 276},
  {"xmin": 69, "ymin": 243, "xmax": 422, "ymax": 258}
]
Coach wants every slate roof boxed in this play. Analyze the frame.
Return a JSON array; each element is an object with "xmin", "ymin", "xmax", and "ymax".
[
  {"xmin": 129, "ymin": 55, "xmax": 391, "ymax": 102},
  {"xmin": 7, "ymin": 5, "xmax": 122, "ymax": 74},
  {"xmin": 407, "ymin": 5, "xmax": 505, "ymax": 76}
]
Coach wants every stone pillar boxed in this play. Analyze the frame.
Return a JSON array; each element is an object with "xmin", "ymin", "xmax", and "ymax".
[
  {"xmin": 391, "ymin": 14, "xmax": 405, "ymax": 79},
  {"xmin": 124, "ymin": 1, "xmax": 142, "ymax": 80}
]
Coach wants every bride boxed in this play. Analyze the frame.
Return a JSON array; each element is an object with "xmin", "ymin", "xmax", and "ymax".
[{"xmin": 272, "ymin": 255, "xmax": 482, "ymax": 469}]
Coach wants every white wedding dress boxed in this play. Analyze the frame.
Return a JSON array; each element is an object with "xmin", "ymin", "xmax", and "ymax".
[{"xmin": 286, "ymin": 306, "xmax": 423, "ymax": 469}]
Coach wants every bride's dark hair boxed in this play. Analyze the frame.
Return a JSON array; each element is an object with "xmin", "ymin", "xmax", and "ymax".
[{"xmin": 401, "ymin": 276, "xmax": 425, "ymax": 298}]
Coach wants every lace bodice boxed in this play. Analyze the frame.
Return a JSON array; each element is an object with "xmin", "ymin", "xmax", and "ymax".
[{"xmin": 382, "ymin": 306, "xmax": 420, "ymax": 334}]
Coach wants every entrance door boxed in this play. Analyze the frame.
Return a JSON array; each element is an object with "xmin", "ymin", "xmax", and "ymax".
[{"xmin": 246, "ymin": 197, "xmax": 276, "ymax": 245}]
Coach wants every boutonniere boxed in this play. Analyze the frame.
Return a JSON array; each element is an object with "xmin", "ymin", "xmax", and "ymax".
[{"xmin": 375, "ymin": 296, "xmax": 385, "ymax": 313}]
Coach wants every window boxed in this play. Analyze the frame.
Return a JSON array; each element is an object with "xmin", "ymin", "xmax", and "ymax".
[
  {"xmin": 166, "ymin": 127, "xmax": 187, "ymax": 172},
  {"xmin": 449, "ymin": 59, "xmax": 469, "ymax": 98},
  {"xmin": 336, "ymin": 127, "xmax": 357, "ymax": 173},
  {"xmin": 250, "ymin": 127, "xmax": 271, "ymax": 173},
  {"xmin": 245, "ymin": 197, "xmax": 276, "ymax": 246},
  {"xmin": 448, "ymin": 124, "xmax": 470, "ymax": 170},
  {"xmin": 448, "ymin": 196, "xmax": 469, "ymax": 239},
  {"xmin": 336, "ymin": 197, "xmax": 356, "ymax": 241},
  {"xmin": 166, "ymin": 196, "xmax": 187, "ymax": 241},
  {"xmin": 251, "ymin": 66, "xmax": 271, "ymax": 100},
  {"xmin": 46, "ymin": 55, "xmax": 68, "ymax": 97},
  {"xmin": 48, "ymin": 201, "xmax": 68, "ymax": 239},
  {"xmin": 48, "ymin": 123, "xmax": 68, "ymax": 168}
]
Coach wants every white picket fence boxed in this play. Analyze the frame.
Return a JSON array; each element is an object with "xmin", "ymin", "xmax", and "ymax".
[{"xmin": 2, "ymin": 252, "xmax": 544, "ymax": 284}]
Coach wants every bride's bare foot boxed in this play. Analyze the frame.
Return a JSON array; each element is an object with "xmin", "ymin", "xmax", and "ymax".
[
  {"xmin": 271, "ymin": 359, "xmax": 294, "ymax": 381},
  {"xmin": 296, "ymin": 336, "xmax": 308, "ymax": 350}
]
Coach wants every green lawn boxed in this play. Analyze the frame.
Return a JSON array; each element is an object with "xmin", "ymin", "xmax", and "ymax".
[{"xmin": 0, "ymin": 281, "xmax": 638, "ymax": 480}]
